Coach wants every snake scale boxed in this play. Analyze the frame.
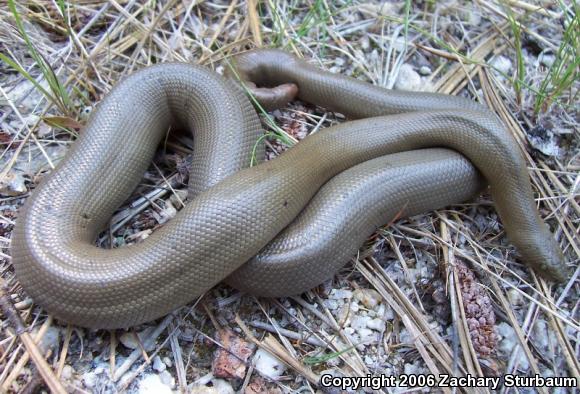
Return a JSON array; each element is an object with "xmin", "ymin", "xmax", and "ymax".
[{"xmin": 12, "ymin": 49, "xmax": 567, "ymax": 329}]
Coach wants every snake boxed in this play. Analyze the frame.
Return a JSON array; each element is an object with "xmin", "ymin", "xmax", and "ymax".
[{"xmin": 11, "ymin": 49, "xmax": 567, "ymax": 329}]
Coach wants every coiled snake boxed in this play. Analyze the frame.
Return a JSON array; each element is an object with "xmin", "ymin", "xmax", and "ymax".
[{"xmin": 12, "ymin": 50, "xmax": 567, "ymax": 328}]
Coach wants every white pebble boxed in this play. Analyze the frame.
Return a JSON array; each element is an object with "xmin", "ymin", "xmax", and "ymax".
[
  {"xmin": 357, "ymin": 328, "xmax": 375, "ymax": 340},
  {"xmin": 353, "ymin": 288, "xmax": 381, "ymax": 309},
  {"xmin": 404, "ymin": 361, "xmax": 423, "ymax": 375},
  {"xmin": 491, "ymin": 55, "xmax": 512, "ymax": 75},
  {"xmin": 211, "ymin": 378, "xmax": 235, "ymax": 394},
  {"xmin": 189, "ymin": 387, "xmax": 218, "ymax": 394},
  {"xmin": 82, "ymin": 372, "xmax": 98, "ymax": 389},
  {"xmin": 367, "ymin": 318, "xmax": 385, "ymax": 332},
  {"xmin": 39, "ymin": 327, "xmax": 60, "ymax": 353},
  {"xmin": 497, "ymin": 322, "xmax": 530, "ymax": 371},
  {"xmin": 156, "ymin": 201, "xmax": 177, "ymax": 224},
  {"xmin": 162, "ymin": 356, "xmax": 173, "ymax": 368},
  {"xmin": 24, "ymin": 114, "xmax": 40, "ymax": 126},
  {"xmin": 80, "ymin": 106, "xmax": 93, "ymax": 120},
  {"xmin": 330, "ymin": 289, "xmax": 353, "ymax": 300},
  {"xmin": 254, "ymin": 348, "xmax": 286, "ymax": 379},
  {"xmin": 507, "ymin": 288, "xmax": 524, "ymax": 307},
  {"xmin": 394, "ymin": 64, "xmax": 422, "ymax": 91},
  {"xmin": 119, "ymin": 327, "xmax": 156, "ymax": 351},
  {"xmin": 138, "ymin": 374, "xmax": 172, "ymax": 394},
  {"xmin": 0, "ymin": 172, "xmax": 27, "ymax": 196},
  {"xmin": 323, "ymin": 299, "xmax": 339, "ymax": 310},
  {"xmin": 539, "ymin": 53, "xmax": 556, "ymax": 68},
  {"xmin": 350, "ymin": 315, "xmax": 371, "ymax": 330},
  {"xmin": 61, "ymin": 365, "xmax": 73, "ymax": 380},
  {"xmin": 344, "ymin": 327, "xmax": 355, "ymax": 336},
  {"xmin": 159, "ymin": 370, "xmax": 175, "ymax": 389},
  {"xmin": 532, "ymin": 319, "xmax": 556, "ymax": 357},
  {"xmin": 153, "ymin": 356, "xmax": 166, "ymax": 372}
]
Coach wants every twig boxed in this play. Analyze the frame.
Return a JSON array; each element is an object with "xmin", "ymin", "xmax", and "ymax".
[
  {"xmin": 0, "ymin": 279, "xmax": 66, "ymax": 394},
  {"xmin": 248, "ymin": 320, "xmax": 328, "ymax": 347}
]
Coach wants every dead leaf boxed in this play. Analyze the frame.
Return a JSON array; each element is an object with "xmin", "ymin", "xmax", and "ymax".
[{"xmin": 42, "ymin": 116, "xmax": 83, "ymax": 130}]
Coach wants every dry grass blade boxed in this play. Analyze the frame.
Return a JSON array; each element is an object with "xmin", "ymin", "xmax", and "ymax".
[{"xmin": 0, "ymin": 281, "xmax": 65, "ymax": 393}]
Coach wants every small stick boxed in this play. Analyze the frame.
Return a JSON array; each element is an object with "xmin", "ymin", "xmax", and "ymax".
[
  {"xmin": 56, "ymin": 325, "xmax": 73, "ymax": 378},
  {"xmin": 248, "ymin": 321, "xmax": 327, "ymax": 348},
  {"xmin": 0, "ymin": 279, "xmax": 66, "ymax": 394},
  {"xmin": 110, "ymin": 330, "xmax": 117, "ymax": 378},
  {"xmin": 247, "ymin": 0, "xmax": 262, "ymax": 46},
  {"xmin": 169, "ymin": 321, "xmax": 188, "ymax": 392}
]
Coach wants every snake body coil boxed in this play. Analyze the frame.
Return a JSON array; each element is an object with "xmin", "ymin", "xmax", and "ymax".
[{"xmin": 12, "ymin": 50, "xmax": 566, "ymax": 328}]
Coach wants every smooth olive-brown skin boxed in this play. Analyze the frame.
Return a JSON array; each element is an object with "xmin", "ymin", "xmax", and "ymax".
[{"xmin": 12, "ymin": 50, "xmax": 567, "ymax": 328}]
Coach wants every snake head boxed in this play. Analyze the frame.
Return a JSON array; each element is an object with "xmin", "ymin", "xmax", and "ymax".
[{"xmin": 225, "ymin": 49, "xmax": 299, "ymax": 111}]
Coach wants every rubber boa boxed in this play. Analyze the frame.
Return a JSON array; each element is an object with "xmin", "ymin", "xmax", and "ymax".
[{"xmin": 12, "ymin": 50, "xmax": 567, "ymax": 328}]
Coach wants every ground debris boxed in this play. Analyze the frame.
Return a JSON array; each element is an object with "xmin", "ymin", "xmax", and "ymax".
[{"xmin": 211, "ymin": 328, "xmax": 254, "ymax": 380}]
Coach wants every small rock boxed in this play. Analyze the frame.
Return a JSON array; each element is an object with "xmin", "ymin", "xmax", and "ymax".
[
  {"xmin": 119, "ymin": 327, "xmax": 155, "ymax": 351},
  {"xmin": 159, "ymin": 370, "xmax": 175, "ymax": 389},
  {"xmin": 497, "ymin": 322, "xmax": 530, "ymax": 371},
  {"xmin": 329, "ymin": 289, "xmax": 353, "ymax": 300},
  {"xmin": 350, "ymin": 302, "xmax": 360, "ymax": 312},
  {"xmin": 419, "ymin": 66, "xmax": 432, "ymax": 75},
  {"xmin": 245, "ymin": 375, "xmax": 282, "ymax": 394},
  {"xmin": 253, "ymin": 348, "xmax": 286, "ymax": 379},
  {"xmin": 367, "ymin": 318, "xmax": 385, "ymax": 332},
  {"xmin": 212, "ymin": 378, "xmax": 235, "ymax": 394},
  {"xmin": 394, "ymin": 64, "xmax": 423, "ymax": 91},
  {"xmin": 79, "ymin": 106, "xmax": 93, "ymax": 121},
  {"xmin": 323, "ymin": 299, "xmax": 340, "ymax": 310},
  {"xmin": 539, "ymin": 53, "xmax": 556, "ymax": 68},
  {"xmin": 527, "ymin": 125, "xmax": 561, "ymax": 157},
  {"xmin": 153, "ymin": 356, "xmax": 166, "ymax": 372},
  {"xmin": 364, "ymin": 355, "xmax": 375, "ymax": 366},
  {"xmin": 491, "ymin": 56, "xmax": 512, "ymax": 75},
  {"xmin": 155, "ymin": 201, "xmax": 177, "ymax": 224},
  {"xmin": 357, "ymin": 2, "xmax": 400, "ymax": 18},
  {"xmin": 404, "ymin": 361, "xmax": 424, "ymax": 375},
  {"xmin": 353, "ymin": 288, "xmax": 381, "ymax": 309},
  {"xmin": 162, "ymin": 356, "xmax": 173, "ymax": 368},
  {"xmin": 212, "ymin": 329, "xmax": 253, "ymax": 379},
  {"xmin": 127, "ymin": 229, "xmax": 153, "ymax": 242},
  {"xmin": 0, "ymin": 172, "xmax": 27, "ymax": 196},
  {"xmin": 350, "ymin": 315, "xmax": 371, "ymax": 330},
  {"xmin": 24, "ymin": 114, "xmax": 40, "ymax": 126},
  {"xmin": 532, "ymin": 319, "xmax": 556, "ymax": 358},
  {"xmin": 190, "ymin": 387, "xmax": 219, "ymax": 394},
  {"xmin": 459, "ymin": 4, "xmax": 482, "ymax": 25},
  {"xmin": 359, "ymin": 35, "xmax": 370, "ymax": 51},
  {"xmin": 39, "ymin": 327, "xmax": 60, "ymax": 353},
  {"xmin": 507, "ymin": 288, "xmax": 524, "ymax": 307},
  {"xmin": 357, "ymin": 328, "xmax": 375, "ymax": 342},
  {"xmin": 378, "ymin": 304, "xmax": 394, "ymax": 321},
  {"xmin": 169, "ymin": 189, "xmax": 188, "ymax": 207},
  {"xmin": 336, "ymin": 304, "xmax": 350, "ymax": 324},
  {"xmin": 82, "ymin": 372, "xmax": 98, "ymax": 389},
  {"xmin": 37, "ymin": 122, "xmax": 53, "ymax": 137},
  {"xmin": 61, "ymin": 365, "xmax": 73, "ymax": 380},
  {"xmin": 138, "ymin": 374, "xmax": 172, "ymax": 394}
]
